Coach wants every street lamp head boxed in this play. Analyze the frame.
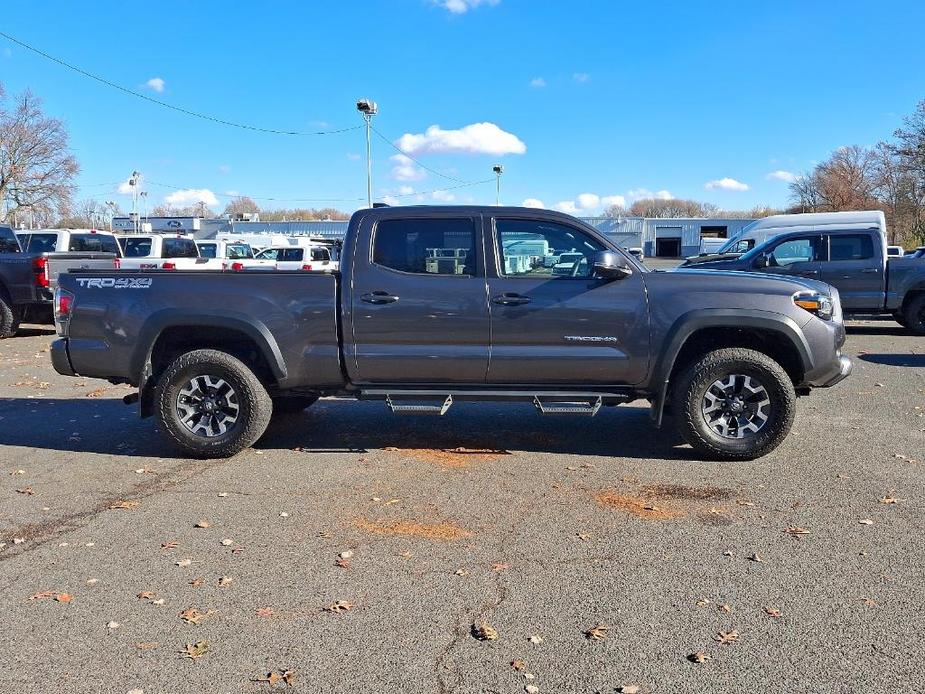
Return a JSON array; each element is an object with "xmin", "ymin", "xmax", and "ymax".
[
  {"xmin": 492, "ymin": 165, "xmax": 504, "ymax": 175},
  {"xmin": 356, "ymin": 99, "xmax": 378, "ymax": 115}
]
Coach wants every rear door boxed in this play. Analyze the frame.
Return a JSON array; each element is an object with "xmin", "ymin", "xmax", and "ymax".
[
  {"xmin": 485, "ymin": 216, "xmax": 650, "ymax": 385},
  {"xmin": 276, "ymin": 247, "xmax": 305, "ymax": 271},
  {"xmin": 348, "ymin": 213, "xmax": 489, "ymax": 383},
  {"xmin": 819, "ymin": 233, "xmax": 883, "ymax": 310}
]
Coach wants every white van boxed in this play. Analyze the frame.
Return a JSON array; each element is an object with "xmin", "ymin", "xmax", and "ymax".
[{"xmin": 716, "ymin": 211, "xmax": 887, "ymax": 255}]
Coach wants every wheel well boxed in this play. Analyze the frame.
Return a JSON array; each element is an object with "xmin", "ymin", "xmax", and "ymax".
[
  {"xmin": 148, "ymin": 326, "xmax": 276, "ymax": 387},
  {"xmin": 901, "ymin": 288, "xmax": 925, "ymax": 314},
  {"xmin": 670, "ymin": 327, "xmax": 805, "ymax": 385}
]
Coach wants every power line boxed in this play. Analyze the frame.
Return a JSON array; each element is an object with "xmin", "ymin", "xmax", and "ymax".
[
  {"xmin": 0, "ymin": 31, "xmax": 362, "ymax": 136},
  {"xmin": 370, "ymin": 125, "xmax": 468, "ymax": 183}
]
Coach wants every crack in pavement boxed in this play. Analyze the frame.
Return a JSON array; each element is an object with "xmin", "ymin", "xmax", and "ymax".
[{"xmin": 0, "ymin": 457, "xmax": 228, "ymax": 564}]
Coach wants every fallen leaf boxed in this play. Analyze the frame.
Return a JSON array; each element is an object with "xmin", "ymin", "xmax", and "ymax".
[
  {"xmin": 218, "ymin": 576, "xmax": 233, "ymax": 587},
  {"xmin": 338, "ymin": 550, "xmax": 354, "ymax": 560},
  {"xmin": 283, "ymin": 670, "xmax": 296, "ymax": 686},
  {"xmin": 109, "ymin": 500, "xmax": 139, "ymax": 510},
  {"xmin": 176, "ymin": 559, "xmax": 193, "ymax": 568},
  {"xmin": 188, "ymin": 577, "xmax": 204, "ymax": 587},
  {"xmin": 471, "ymin": 622, "xmax": 498, "ymax": 641},
  {"xmin": 161, "ymin": 541, "xmax": 179, "ymax": 550},
  {"xmin": 618, "ymin": 686, "xmax": 641, "ymax": 694},
  {"xmin": 217, "ymin": 492, "xmax": 228, "ymax": 498},
  {"xmin": 15, "ymin": 487, "xmax": 34, "ymax": 496},
  {"xmin": 255, "ymin": 672, "xmax": 282, "ymax": 687},
  {"xmin": 688, "ymin": 651, "xmax": 711, "ymax": 664},
  {"xmin": 528, "ymin": 635, "xmax": 543, "ymax": 645},
  {"xmin": 525, "ymin": 686, "xmax": 539, "ymax": 694},
  {"xmin": 334, "ymin": 558, "xmax": 350, "ymax": 569},
  {"xmin": 256, "ymin": 607, "xmax": 275, "ymax": 617},
  {"xmin": 179, "ymin": 641, "xmax": 210, "ymax": 660},
  {"xmin": 861, "ymin": 598, "xmax": 877, "ymax": 607},
  {"xmin": 491, "ymin": 562, "xmax": 508, "ymax": 572},
  {"xmin": 231, "ymin": 546, "xmax": 245, "ymax": 555},
  {"xmin": 107, "ymin": 620, "xmax": 120, "ymax": 629},
  {"xmin": 783, "ymin": 526, "xmax": 810, "ymax": 538},
  {"xmin": 137, "ymin": 591, "xmax": 155, "ymax": 600},
  {"xmin": 29, "ymin": 590, "xmax": 55, "ymax": 601},
  {"xmin": 179, "ymin": 607, "xmax": 212, "ymax": 625},
  {"xmin": 454, "ymin": 568, "xmax": 468, "ymax": 576},
  {"xmin": 747, "ymin": 553, "xmax": 763, "ymax": 562},
  {"xmin": 55, "ymin": 593, "xmax": 73, "ymax": 603},
  {"xmin": 714, "ymin": 630, "xmax": 739, "ymax": 645},
  {"xmin": 879, "ymin": 496, "xmax": 901, "ymax": 504},
  {"xmin": 859, "ymin": 519, "xmax": 874, "ymax": 525},
  {"xmin": 764, "ymin": 607, "xmax": 782, "ymax": 618},
  {"xmin": 220, "ymin": 539, "xmax": 233, "ymax": 546},
  {"xmin": 695, "ymin": 598, "xmax": 711, "ymax": 607},
  {"xmin": 194, "ymin": 520, "xmax": 211, "ymax": 529},
  {"xmin": 279, "ymin": 512, "xmax": 289, "ymax": 518},
  {"xmin": 511, "ymin": 659, "xmax": 527, "ymax": 671},
  {"xmin": 325, "ymin": 600, "xmax": 356, "ymax": 614},
  {"xmin": 152, "ymin": 599, "xmax": 165, "ymax": 606},
  {"xmin": 135, "ymin": 642, "xmax": 158, "ymax": 650},
  {"xmin": 718, "ymin": 603, "xmax": 731, "ymax": 614},
  {"xmin": 585, "ymin": 623, "xmax": 608, "ymax": 641}
]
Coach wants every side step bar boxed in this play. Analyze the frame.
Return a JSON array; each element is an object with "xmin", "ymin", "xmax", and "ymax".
[
  {"xmin": 386, "ymin": 394, "xmax": 453, "ymax": 416},
  {"xmin": 533, "ymin": 396, "xmax": 602, "ymax": 417}
]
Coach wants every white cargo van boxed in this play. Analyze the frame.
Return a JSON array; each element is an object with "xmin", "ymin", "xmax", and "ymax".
[{"xmin": 716, "ymin": 211, "xmax": 886, "ymax": 255}]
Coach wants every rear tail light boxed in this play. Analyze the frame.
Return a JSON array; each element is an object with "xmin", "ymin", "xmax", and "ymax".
[
  {"xmin": 301, "ymin": 264, "xmax": 313, "ymax": 271},
  {"xmin": 113, "ymin": 257, "xmax": 121, "ymax": 269},
  {"xmin": 230, "ymin": 262, "xmax": 245, "ymax": 271},
  {"xmin": 32, "ymin": 256, "xmax": 49, "ymax": 288},
  {"xmin": 162, "ymin": 262, "xmax": 177, "ymax": 270},
  {"xmin": 54, "ymin": 287, "xmax": 74, "ymax": 336}
]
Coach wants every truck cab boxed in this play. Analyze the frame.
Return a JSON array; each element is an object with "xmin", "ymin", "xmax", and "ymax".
[{"xmin": 117, "ymin": 234, "xmax": 218, "ymax": 270}]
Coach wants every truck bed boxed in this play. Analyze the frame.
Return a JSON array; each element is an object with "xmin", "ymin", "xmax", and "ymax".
[{"xmin": 58, "ymin": 270, "xmax": 344, "ymax": 389}]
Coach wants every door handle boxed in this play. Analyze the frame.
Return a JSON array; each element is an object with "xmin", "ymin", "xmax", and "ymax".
[
  {"xmin": 796, "ymin": 270, "xmax": 819, "ymax": 276},
  {"xmin": 492, "ymin": 292, "xmax": 531, "ymax": 306},
  {"xmin": 860, "ymin": 268, "xmax": 879, "ymax": 274},
  {"xmin": 361, "ymin": 290, "xmax": 399, "ymax": 304}
]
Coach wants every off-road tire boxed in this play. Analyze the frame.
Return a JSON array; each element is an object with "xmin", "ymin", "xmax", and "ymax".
[
  {"xmin": 672, "ymin": 347, "xmax": 796, "ymax": 461},
  {"xmin": 271, "ymin": 396, "xmax": 319, "ymax": 416},
  {"xmin": 155, "ymin": 349, "xmax": 273, "ymax": 458},
  {"xmin": 0, "ymin": 294, "xmax": 19, "ymax": 339},
  {"xmin": 902, "ymin": 295, "xmax": 925, "ymax": 335}
]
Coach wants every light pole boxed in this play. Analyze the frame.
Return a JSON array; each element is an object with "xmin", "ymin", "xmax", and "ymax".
[
  {"xmin": 105, "ymin": 201, "xmax": 117, "ymax": 232},
  {"xmin": 128, "ymin": 171, "xmax": 141, "ymax": 233},
  {"xmin": 492, "ymin": 165, "xmax": 504, "ymax": 206},
  {"xmin": 140, "ymin": 191, "xmax": 148, "ymax": 227},
  {"xmin": 356, "ymin": 99, "xmax": 378, "ymax": 208}
]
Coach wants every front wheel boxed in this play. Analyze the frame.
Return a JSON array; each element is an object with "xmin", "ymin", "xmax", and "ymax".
[
  {"xmin": 671, "ymin": 348, "xmax": 796, "ymax": 461},
  {"xmin": 902, "ymin": 295, "xmax": 925, "ymax": 335},
  {"xmin": 155, "ymin": 349, "xmax": 273, "ymax": 458}
]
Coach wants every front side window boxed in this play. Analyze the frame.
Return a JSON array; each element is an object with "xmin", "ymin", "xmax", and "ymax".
[
  {"xmin": 256, "ymin": 248, "xmax": 280, "ymax": 260},
  {"xmin": 495, "ymin": 219, "xmax": 604, "ymax": 278},
  {"xmin": 373, "ymin": 218, "xmax": 476, "ymax": 276},
  {"xmin": 828, "ymin": 234, "xmax": 874, "ymax": 261},
  {"xmin": 226, "ymin": 244, "xmax": 253, "ymax": 259},
  {"xmin": 767, "ymin": 237, "xmax": 820, "ymax": 267},
  {"xmin": 162, "ymin": 238, "xmax": 198, "ymax": 258}
]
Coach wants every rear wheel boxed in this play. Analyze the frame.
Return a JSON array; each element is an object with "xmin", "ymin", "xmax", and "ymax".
[
  {"xmin": 155, "ymin": 349, "xmax": 272, "ymax": 458},
  {"xmin": 0, "ymin": 295, "xmax": 19, "ymax": 339},
  {"xmin": 902, "ymin": 295, "xmax": 925, "ymax": 335},
  {"xmin": 672, "ymin": 348, "xmax": 796, "ymax": 461}
]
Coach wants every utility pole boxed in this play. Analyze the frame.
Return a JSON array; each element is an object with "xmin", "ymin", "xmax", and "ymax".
[
  {"xmin": 129, "ymin": 171, "xmax": 141, "ymax": 233},
  {"xmin": 105, "ymin": 201, "xmax": 116, "ymax": 232},
  {"xmin": 493, "ymin": 165, "xmax": 504, "ymax": 206},
  {"xmin": 356, "ymin": 99, "xmax": 378, "ymax": 208},
  {"xmin": 140, "ymin": 191, "xmax": 148, "ymax": 227}
]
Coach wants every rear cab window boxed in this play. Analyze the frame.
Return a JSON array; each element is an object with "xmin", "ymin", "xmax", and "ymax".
[
  {"xmin": 68, "ymin": 233, "xmax": 120, "ymax": 254},
  {"xmin": 120, "ymin": 237, "xmax": 154, "ymax": 257},
  {"xmin": 372, "ymin": 218, "xmax": 477, "ymax": 275},
  {"xmin": 162, "ymin": 238, "xmax": 199, "ymax": 258}
]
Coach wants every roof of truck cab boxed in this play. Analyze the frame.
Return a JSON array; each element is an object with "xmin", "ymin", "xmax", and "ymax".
[{"xmin": 740, "ymin": 210, "xmax": 886, "ymax": 233}]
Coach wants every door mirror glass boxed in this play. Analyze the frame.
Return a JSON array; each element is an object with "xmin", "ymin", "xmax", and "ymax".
[
  {"xmin": 592, "ymin": 251, "xmax": 632, "ymax": 280},
  {"xmin": 754, "ymin": 253, "xmax": 769, "ymax": 269}
]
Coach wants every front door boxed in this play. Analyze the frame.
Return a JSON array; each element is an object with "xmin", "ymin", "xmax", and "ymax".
[
  {"xmin": 820, "ymin": 233, "xmax": 884, "ymax": 310},
  {"xmin": 760, "ymin": 235, "xmax": 824, "ymax": 280},
  {"xmin": 485, "ymin": 217, "xmax": 650, "ymax": 385},
  {"xmin": 348, "ymin": 214, "xmax": 489, "ymax": 383}
]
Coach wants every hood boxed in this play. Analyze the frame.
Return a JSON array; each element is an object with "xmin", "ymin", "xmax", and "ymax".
[
  {"xmin": 680, "ymin": 252, "xmax": 743, "ymax": 266},
  {"xmin": 670, "ymin": 267, "xmax": 835, "ymax": 296}
]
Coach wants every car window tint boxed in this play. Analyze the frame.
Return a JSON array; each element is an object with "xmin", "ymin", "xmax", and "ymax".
[
  {"xmin": 311, "ymin": 248, "xmax": 330, "ymax": 261},
  {"xmin": 257, "ymin": 249, "xmax": 279, "ymax": 260},
  {"xmin": 495, "ymin": 218, "xmax": 604, "ymax": 278},
  {"xmin": 26, "ymin": 234, "xmax": 58, "ymax": 253},
  {"xmin": 373, "ymin": 218, "xmax": 476, "ymax": 275},
  {"xmin": 198, "ymin": 243, "xmax": 217, "ymax": 258},
  {"xmin": 828, "ymin": 234, "xmax": 874, "ymax": 261},
  {"xmin": 121, "ymin": 238, "xmax": 153, "ymax": 257},
  {"xmin": 1, "ymin": 228, "xmax": 21, "ymax": 253},
  {"xmin": 226, "ymin": 244, "xmax": 252, "ymax": 259},
  {"xmin": 769, "ymin": 237, "xmax": 819, "ymax": 266},
  {"xmin": 163, "ymin": 238, "xmax": 198, "ymax": 258},
  {"xmin": 68, "ymin": 234, "xmax": 119, "ymax": 253}
]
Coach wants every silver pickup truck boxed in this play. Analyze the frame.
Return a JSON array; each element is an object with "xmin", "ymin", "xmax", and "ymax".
[{"xmin": 50, "ymin": 206, "xmax": 851, "ymax": 461}]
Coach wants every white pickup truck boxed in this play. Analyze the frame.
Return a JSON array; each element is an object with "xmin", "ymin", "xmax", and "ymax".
[
  {"xmin": 195, "ymin": 240, "xmax": 263, "ymax": 270},
  {"xmin": 252, "ymin": 245, "xmax": 339, "ymax": 272},
  {"xmin": 117, "ymin": 234, "xmax": 220, "ymax": 270}
]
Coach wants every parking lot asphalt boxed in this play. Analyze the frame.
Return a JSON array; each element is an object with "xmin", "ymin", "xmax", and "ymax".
[{"xmin": 0, "ymin": 319, "xmax": 923, "ymax": 694}]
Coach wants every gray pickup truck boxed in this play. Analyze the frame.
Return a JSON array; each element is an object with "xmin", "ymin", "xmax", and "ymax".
[
  {"xmin": 680, "ymin": 228, "xmax": 925, "ymax": 333},
  {"xmin": 50, "ymin": 206, "xmax": 851, "ymax": 461},
  {"xmin": 0, "ymin": 225, "xmax": 120, "ymax": 337}
]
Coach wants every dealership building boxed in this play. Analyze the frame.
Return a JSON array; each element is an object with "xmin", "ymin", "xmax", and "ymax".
[{"xmin": 112, "ymin": 214, "xmax": 754, "ymax": 258}]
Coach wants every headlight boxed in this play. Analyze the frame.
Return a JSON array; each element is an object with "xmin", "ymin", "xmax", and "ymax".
[{"xmin": 793, "ymin": 291, "xmax": 833, "ymax": 320}]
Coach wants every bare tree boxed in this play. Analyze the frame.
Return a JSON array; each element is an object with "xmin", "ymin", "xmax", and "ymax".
[
  {"xmin": 628, "ymin": 198, "xmax": 707, "ymax": 218},
  {"xmin": 0, "ymin": 84, "xmax": 79, "ymax": 225},
  {"xmin": 223, "ymin": 196, "xmax": 260, "ymax": 217}
]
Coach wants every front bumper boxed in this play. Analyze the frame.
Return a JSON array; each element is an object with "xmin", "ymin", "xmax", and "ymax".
[
  {"xmin": 50, "ymin": 338, "xmax": 76, "ymax": 377},
  {"xmin": 821, "ymin": 354, "xmax": 852, "ymax": 387}
]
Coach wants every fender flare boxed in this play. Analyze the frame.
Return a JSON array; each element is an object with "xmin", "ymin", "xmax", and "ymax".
[
  {"xmin": 649, "ymin": 308, "xmax": 813, "ymax": 427},
  {"xmin": 132, "ymin": 308, "xmax": 288, "ymax": 386}
]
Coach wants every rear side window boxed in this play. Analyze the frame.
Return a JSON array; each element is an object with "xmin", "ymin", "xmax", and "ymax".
[
  {"xmin": 24, "ymin": 233, "xmax": 58, "ymax": 253},
  {"xmin": 0, "ymin": 227, "xmax": 20, "ymax": 253},
  {"xmin": 311, "ymin": 248, "xmax": 331, "ymax": 261},
  {"xmin": 120, "ymin": 238, "xmax": 153, "ymax": 257},
  {"xmin": 256, "ymin": 248, "xmax": 280, "ymax": 260},
  {"xmin": 373, "ymin": 218, "xmax": 476, "ymax": 275},
  {"xmin": 68, "ymin": 234, "xmax": 120, "ymax": 253},
  {"xmin": 828, "ymin": 234, "xmax": 874, "ymax": 261},
  {"xmin": 197, "ymin": 243, "xmax": 217, "ymax": 258},
  {"xmin": 162, "ymin": 238, "xmax": 198, "ymax": 258},
  {"xmin": 281, "ymin": 248, "xmax": 304, "ymax": 262}
]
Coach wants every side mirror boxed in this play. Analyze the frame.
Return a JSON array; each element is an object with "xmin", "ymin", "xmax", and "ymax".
[
  {"xmin": 754, "ymin": 253, "xmax": 770, "ymax": 269},
  {"xmin": 593, "ymin": 251, "xmax": 633, "ymax": 280}
]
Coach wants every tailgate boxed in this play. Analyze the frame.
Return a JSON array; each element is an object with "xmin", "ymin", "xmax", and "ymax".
[{"xmin": 47, "ymin": 253, "xmax": 119, "ymax": 286}]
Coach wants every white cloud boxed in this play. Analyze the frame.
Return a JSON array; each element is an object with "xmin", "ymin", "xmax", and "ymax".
[
  {"xmin": 529, "ymin": 77, "xmax": 546, "ymax": 88},
  {"xmin": 431, "ymin": 189, "xmax": 456, "ymax": 202},
  {"xmin": 144, "ymin": 77, "xmax": 165, "ymax": 93},
  {"xmin": 705, "ymin": 177, "xmax": 749, "ymax": 192},
  {"xmin": 572, "ymin": 73, "xmax": 590, "ymax": 83},
  {"xmin": 576, "ymin": 193, "xmax": 600, "ymax": 210},
  {"xmin": 390, "ymin": 154, "xmax": 427, "ymax": 182},
  {"xmin": 435, "ymin": 0, "xmax": 499, "ymax": 13},
  {"xmin": 522, "ymin": 198, "xmax": 545, "ymax": 208},
  {"xmin": 601, "ymin": 194, "xmax": 627, "ymax": 208},
  {"xmin": 346, "ymin": 152, "xmax": 362, "ymax": 161},
  {"xmin": 164, "ymin": 188, "xmax": 219, "ymax": 207},
  {"xmin": 628, "ymin": 188, "xmax": 673, "ymax": 200},
  {"xmin": 224, "ymin": 190, "xmax": 240, "ymax": 196},
  {"xmin": 397, "ymin": 185, "xmax": 416, "ymax": 195},
  {"xmin": 396, "ymin": 122, "xmax": 526, "ymax": 157},
  {"xmin": 766, "ymin": 170, "xmax": 796, "ymax": 182},
  {"xmin": 554, "ymin": 201, "xmax": 580, "ymax": 214}
]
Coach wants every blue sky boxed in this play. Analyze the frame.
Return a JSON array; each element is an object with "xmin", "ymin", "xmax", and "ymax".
[{"xmin": 2, "ymin": 0, "xmax": 923, "ymax": 215}]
